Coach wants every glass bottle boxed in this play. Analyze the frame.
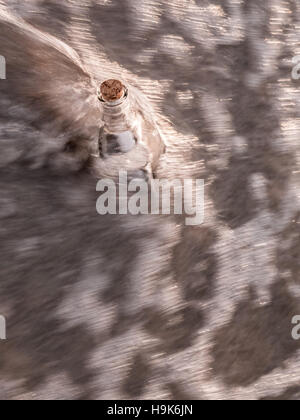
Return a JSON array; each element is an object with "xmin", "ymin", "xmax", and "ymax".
[{"xmin": 97, "ymin": 79, "xmax": 165, "ymax": 179}]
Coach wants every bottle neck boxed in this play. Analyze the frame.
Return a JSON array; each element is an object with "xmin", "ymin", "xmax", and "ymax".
[{"xmin": 100, "ymin": 89, "xmax": 132, "ymax": 133}]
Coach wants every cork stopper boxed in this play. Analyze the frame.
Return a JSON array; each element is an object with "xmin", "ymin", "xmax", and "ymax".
[{"xmin": 100, "ymin": 79, "xmax": 125, "ymax": 102}]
